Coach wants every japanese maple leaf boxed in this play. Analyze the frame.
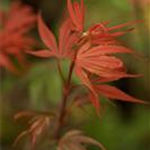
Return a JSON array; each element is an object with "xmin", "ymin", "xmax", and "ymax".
[
  {"xmin": 28, "ymin": 13, "xmax": 78, "ymax": 59},
  {"xmin": 75, "ymin": 43, "xmax": 135, "ymax": 79},
  {"xmin": 74, "ymin": 43, "xmax": 146, "ymax": 114},
  {"xmin": 67, "ymin": 0, "xmax": 141, "ymax": 46},
  {"xmin": 0, "ymin": 1, "xmax": 36, "ymax": 74},
  {"xmin": 88, "ymin": 76, "xmax": 147, "ymax": 115}
]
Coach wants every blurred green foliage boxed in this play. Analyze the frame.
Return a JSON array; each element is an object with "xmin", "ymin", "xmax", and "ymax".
[{"xmin": 83, "ymin": 106, "xmax": 150, "ymax": 150}]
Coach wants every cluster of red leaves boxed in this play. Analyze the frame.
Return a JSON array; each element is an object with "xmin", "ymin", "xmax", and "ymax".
[
  {"xmin": 0, "ymin": 1, "xmax": 36, "ymax": 74},
  {"xmin": 28, "ymin": 0, "xmax": 146, "ymax": 115}
]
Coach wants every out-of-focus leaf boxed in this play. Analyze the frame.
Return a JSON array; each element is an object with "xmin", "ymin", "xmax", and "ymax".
[
  {"xmin": 0, "ymin": 0, "xmax": 10, "ymax": 10},
  {"xmin": 57, "ymin": 130, "xmax": 106, "ymax": 150},
  {"xmin": 84, "ymin": 106, "xmax": 150, "ymax": 150},
  {"xmin": 26, "ymin": 61, "xmax": 62, "ymax": 108},
  {"xmin": 111, "ymin": 0, "xmax": 130, "ymax": 11},
  {"xmin": 13, "ymin": 110, "xmax": 54, "ymax": 148}
]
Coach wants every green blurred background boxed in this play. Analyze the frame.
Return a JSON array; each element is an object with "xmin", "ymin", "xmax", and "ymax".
[{"xmin": 0, "ymin": 0, "xmax": 149, "ymax": 150}]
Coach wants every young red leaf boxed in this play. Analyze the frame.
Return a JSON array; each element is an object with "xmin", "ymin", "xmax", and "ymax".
[
  {"xmin": 30, "ymin": 15, "xmax": 77, "ymax": 59},
  {"xmin": 76, "ymin": 44, "xmax": 126, "ymax": 78}
]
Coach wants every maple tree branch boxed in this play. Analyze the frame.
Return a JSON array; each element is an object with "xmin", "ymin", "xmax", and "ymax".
[
  {"xmin": 54, "ymin": 88, "xmax": 68, "ymax": 139},
  {"xmin": 67, "ymin": 49, "xmax": 79, "ymax": 86},
  {"xmin": 54, "ymin": 59, "xmax": 75, "ymax": 140},
  {"xmin": 67, "ymin": 60, "xmax": 75, "ymax": 86}
]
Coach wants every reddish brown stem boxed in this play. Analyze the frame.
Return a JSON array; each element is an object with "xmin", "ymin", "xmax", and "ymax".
[
  {"xmin": 54, "ymin": 87, "xmax": 68, "ymax": 139},
  {"xmin": 54, "ymin": 60, "xmax": 75, "ymax": 139},
  {"xmin": 56, "ymin": 59, "xmax": 65, "ymax": 83}
]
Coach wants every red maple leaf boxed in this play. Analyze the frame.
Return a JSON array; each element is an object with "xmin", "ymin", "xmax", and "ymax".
[
  {"xmin": 75, "ymin": 43, "xmax": 135, "ymax": 79},
  {"xmin": 28, "ymin": 13, "xmax": 78, "ymax": 59},
  {"xmin": 74, "ymin": 43, "xmax": 146, "ymax": 114},
  {"xmin": 67, "ymin": 0, "xmax": 142, "ymax": 46},
  {"xmin": 88, "ymin": 76, "xmax": 147, "ymax": 115},
  {"xmin": 0, "ymin": 1, "xmax": 37, "ymax": 74}
]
